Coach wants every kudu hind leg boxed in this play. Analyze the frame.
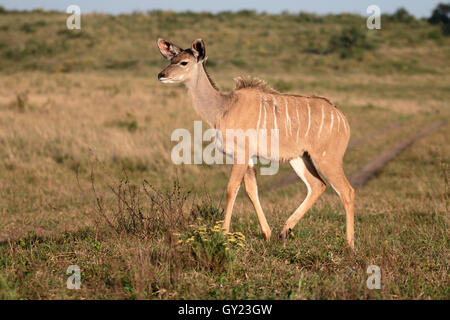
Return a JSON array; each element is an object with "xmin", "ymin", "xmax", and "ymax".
[
  {"xmin": 243, "ymin": 165, "xmax": 271, "ymax": 240},
  {"xmin": 279, "ymin": 155, "xmax": 326, "ymax": 241},
  {"xmin": 313, "ymin": 158, "xmax": 355, "ymax": 249}
]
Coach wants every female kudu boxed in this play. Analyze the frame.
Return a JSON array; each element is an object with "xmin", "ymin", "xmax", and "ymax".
[{"xmin": 157, "ymin": 38, "xmax": 355, "ymax": 249}]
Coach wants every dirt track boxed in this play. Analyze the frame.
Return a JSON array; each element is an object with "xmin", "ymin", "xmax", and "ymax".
[{"xmin": 349, "ymin": 121, "xmax": 446, "ymax": 189}]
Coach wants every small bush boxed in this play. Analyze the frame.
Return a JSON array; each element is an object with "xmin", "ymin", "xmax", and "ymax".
[
  {"xmin": 20, "ymin": 21, "xmax": 47, "ymax": 33},
  {"xmin": 296, "ymin": 12, "xmax": 324, "ymax": 23},
  {"xmin": 426, "ymin": 30, "xmax": 443, "ymax": 41},
  {"xmin": 93, "ymin": 178, "xmax": 193, "ymax": 238},
  {"xmin": 108, "ymin": 118, "xmax": 138, "ymax": 133},
  {"xmin": 428, "ymin": 3, "xmax": 450, "ymax": 36},
  {"xmin": 124, "ymin": 119, "xmax": 138, "ymax": 132},
  {"xmin": 235, "ymin": 9, "xmax": 257, "ymax": 17},
  {"xmin": 328, "ymin": 26, "xmax": 375, "ymax": 59},
  {"xmin": 176, "ymin": 221, "xmax": 245, "ymax": 272},
  {"xmin": 11, "ymin": 91, "xmax": 28, "ymax": 112},
  {"xmin": 428, "ymin": 3, "xmax": 450, "ymax": 25},
  {"xmin": 20, "ymin": 23, "xmax": 35, "ymax": 33},
  {"xmin": 92, "ymin": 174, "xmax": 238, "ymax": 275},
  {"xmin": 385, "ymin": 7, "xmax": 416, "ymax": 23},
  {"xmin": 192, "ymin": 202, "xmax": 223, "ymax": 223}
]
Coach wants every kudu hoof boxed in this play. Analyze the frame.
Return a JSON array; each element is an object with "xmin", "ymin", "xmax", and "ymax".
[{"xmin": 278, "ymin": 228, "xmax": 292, "ymax": 242}]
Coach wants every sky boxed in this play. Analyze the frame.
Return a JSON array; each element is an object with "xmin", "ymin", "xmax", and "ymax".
[{"xmin": 0, "ymin": 0, "xmax": 443, "ymax": 18}]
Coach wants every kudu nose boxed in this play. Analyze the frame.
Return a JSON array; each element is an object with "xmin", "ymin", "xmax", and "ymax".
[{"xmin": 158, "ymin": 72, "xmax": 163, "ymax": 80}]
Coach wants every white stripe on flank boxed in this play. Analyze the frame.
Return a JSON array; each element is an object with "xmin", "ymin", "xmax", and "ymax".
[
  {"xmin": 329, "ymin": 110, "xmax": 334, "ymax": 134},
  {"xmin": 271, "ymin": 95, "xmax": 278, "ymax": 130},
  {"xmin": 336, "ymin": 111, "xmax": 341, "ymax": 133},
  {"xmin": 256, "ymin": 94, "xmax": 262, "ymax": 132},
  {"xmin": 263, "ymin": 96, "xmax": 267, "ymax": 129},
  {"xmin": 305, "ymin": 100, "xmax": 311, "ymax": 137},
  {"xmin": 285, "ymin": 97, "xmax": 292, "ymax": 136},
  {"xmin": 318, "ymin": 104, "xmax": 324, "ymax": 138},
  {"xmin": 339, "ymin": 110, "xmax": 348, "ymax": 133},
  {"xmin": 296, "ymin": 100, "xmax": 300, "ymax": 142}
]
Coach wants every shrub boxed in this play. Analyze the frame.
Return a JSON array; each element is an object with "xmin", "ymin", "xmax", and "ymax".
[
  {"xmin": 235, "ymin": 9, "xmax": 257, "ymax": 17},
  {"xmin": 428, "ymin": 3, "xmax": 450, "ymax": 36},
  {"xmin": 20, "ymin": 21, "xmax": 47, "ymax": 33},
  {"xmin": 20, "ymin": 23, "xmax": 35, "ymax": 33},
  {"xmin": 11, "ymin": 91, "xmax": 28, "ymax": 112},
  {"xmin": 428, "ymin": 3, "xmax": 450, "ymax": 25},
  {"xmin": 93, "ymin": 178, "xmax": 193, "ymax": 238},
  {"xmin": 296, "ymin": 12, "xmax": 324, "ymax": 23},
  {"xmin": 176, "ymin": 221, "xmax": 245, "ymax": 272},
  {"xmin": 192, "ymin": 202, "xmax": 223, "ymax": 223},
  {"xmin": 328, "ymin": 26, "xmax": 375, "ymax": 59},
  {"xmin": 106, "ymin": 115, "xmax": 139, "ymax": 133},
  {"xmin": 385, "ymin": 7, "xmax": 416, "ymax": 23}
]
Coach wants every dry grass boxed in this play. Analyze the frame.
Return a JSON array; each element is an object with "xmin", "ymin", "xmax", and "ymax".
[{"xmin": 0, "ymin": 9, "xmax": 449, "ymax": 299}]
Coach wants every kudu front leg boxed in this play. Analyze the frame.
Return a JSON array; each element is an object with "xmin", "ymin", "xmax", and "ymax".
[
  {"xmin": 243, "ymin": 165, "xmax": 271, "ymax": 240},
  {"xmin": 222, "ymin": 164, "xmax": 248, "ymax": 233}
]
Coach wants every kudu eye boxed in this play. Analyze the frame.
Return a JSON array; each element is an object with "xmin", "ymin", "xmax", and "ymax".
[{"xmin": 180, "ymin": 61, "xmax": 188, "ymax": 66}]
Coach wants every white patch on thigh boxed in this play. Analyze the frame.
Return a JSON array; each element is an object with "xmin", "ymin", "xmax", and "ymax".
[{"xmin": 289, "ymin": 157, "xmax": 311, "ymax": 195}]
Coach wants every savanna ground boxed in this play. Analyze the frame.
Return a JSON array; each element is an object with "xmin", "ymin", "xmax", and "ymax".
[{"xmin": 0, "ymin": 8, "xmax": 448, "ymax": 299}]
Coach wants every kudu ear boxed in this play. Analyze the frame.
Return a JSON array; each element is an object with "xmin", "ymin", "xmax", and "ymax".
[
  {"xmin": 191, "ymin": 38, "xmax": 206, "ymax": 62},
  {"xmin": 157, "ymin": 38, "xmax": 182, "ymax": 60}
]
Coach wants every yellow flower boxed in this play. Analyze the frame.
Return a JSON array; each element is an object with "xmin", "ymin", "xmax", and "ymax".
[{"xmin": 235, "ymin": 232, "xmax": 245, "ymax": 239}]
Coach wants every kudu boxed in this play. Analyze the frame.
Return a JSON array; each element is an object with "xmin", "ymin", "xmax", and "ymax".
[{"xmin": 157, "ymin": 38, "xmax": 355, "ymax": 249}]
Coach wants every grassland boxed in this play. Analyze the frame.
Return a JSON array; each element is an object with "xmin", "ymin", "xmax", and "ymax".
[{"xmin": 0, "ymin": 8, "xmax": 449, "ymax": 299}]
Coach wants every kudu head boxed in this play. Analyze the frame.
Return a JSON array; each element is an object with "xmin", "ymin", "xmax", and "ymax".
[{"xmin": 157, "ymin": 38, "xmax": 206, "ymax": 84}]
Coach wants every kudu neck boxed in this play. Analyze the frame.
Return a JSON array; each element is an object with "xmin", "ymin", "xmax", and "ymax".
[{"xmin": 185, "ymin": 62, "xmax": 228, "ymax": 127}]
